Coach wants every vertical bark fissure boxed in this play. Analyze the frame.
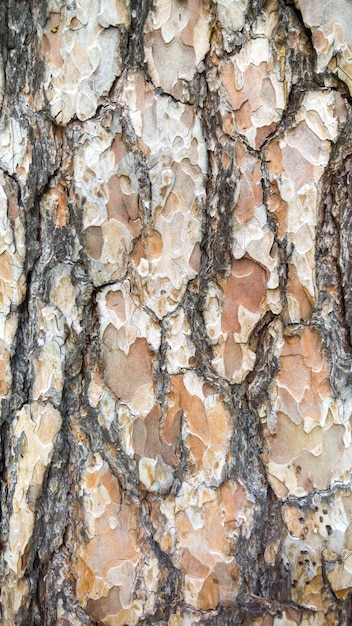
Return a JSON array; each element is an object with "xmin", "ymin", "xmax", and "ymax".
[{"xmin": 314, "ymin": 105, "xmax": 352, "ymax": 395}]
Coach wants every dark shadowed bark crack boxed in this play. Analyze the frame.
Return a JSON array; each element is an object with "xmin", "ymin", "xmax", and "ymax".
[
  {"xmin": 126, "ymin": 0, "xmax": 151, "ymax": 71},
  {"xmin": 138, "ymin": 497, "xmax": 181, "ymax": 624},
  {"xmin": 314, "ymin": 103, "xmax": 352, "ymax": 397},
  {"xmin": 1, "ymin": 0, "xmax": 45, "ymax": 102}
]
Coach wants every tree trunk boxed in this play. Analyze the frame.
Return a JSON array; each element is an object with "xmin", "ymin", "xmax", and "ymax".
[{"xmin": 1, "ymin": 0, "xmax": 352, "ymax": 624}]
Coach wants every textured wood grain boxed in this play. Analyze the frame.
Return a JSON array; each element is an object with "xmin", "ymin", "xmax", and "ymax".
[{"xmin": 1, "ymin": 1, "xmax": 352, "ymax": 624}]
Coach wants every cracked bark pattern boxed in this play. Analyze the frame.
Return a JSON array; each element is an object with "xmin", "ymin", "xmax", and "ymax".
[{"xmin": 1, "ymin": 0, "xmax": 352, "ymax": 624}]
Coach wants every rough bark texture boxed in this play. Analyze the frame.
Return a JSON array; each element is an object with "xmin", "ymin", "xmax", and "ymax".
[{"xmin": 1, "ymin": 1, "xmax": 352, "ymax": 624}]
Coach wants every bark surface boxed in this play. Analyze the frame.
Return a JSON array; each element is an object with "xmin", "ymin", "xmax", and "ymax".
[{"xmin": 1, "ymin": 1, "xmax": 352, "ymax": 624}]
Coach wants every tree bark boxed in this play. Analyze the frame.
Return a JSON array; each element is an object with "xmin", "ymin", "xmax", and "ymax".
[{"xmin": 1, "ymin": 0, "xmax": 352, "ymax": 624}]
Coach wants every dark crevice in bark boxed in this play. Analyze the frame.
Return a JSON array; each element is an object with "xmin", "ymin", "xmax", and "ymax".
[
  {"xmin": 126, "ymin": 0, "xmax": 151, "ymax": 71},
  {"xmin": 201, "ymin": 141, "xmax": 236, "ymax": 278},
  {"xmin": 187, "ymin": 316, "xmax": 285, "ymax": 606},
  {"xmin": 33, "ymin": 272, "xmax": 102, "ymax": 622},
  {"xmin": 183, "ymin": 88, "xmax": 237, "ymax": 379},
  {"xmin": 1, "ymin": 235, "xmax": 38, "ymax": 566},
  {"xmin": 286, "ymin": 0, "xmax": 352, "ymax": 108},
  {"xmin": 199, "ymin": 606, "xmax": 248, "ymax": 626},
  {"xmin": 227, "ymin": 387, "xmax": 267, "ymax": 496},
  {"xmin": 100, "ymin": 419, "xmax": 140, "ymax": 494},
  {"xmin": 228, "ymin": 382, "xmax": 291, "ymax": 606},
  {"xmin": 44, "ymin": 552, "xmax": 98, "ymax": 626},
  {"xmin": 80, "ymin": 332, "xmax": 140, "ymax": 498},
  {"xmin": 200, "ymin": 84, "xmax": 236, "ymax": 276},
  {"xmin": 314, "ymin": 104, "xmax": 352, "ymax": 398},
  {"xmin": 20, "ymin": 114, "xmax": 59, "ymax": 210},
  {"xmin": 5, "ymin": 129, "xmax": 57, "ymax": 412},
  {"xmin": 183, "ymin": 286, "xmax": 215, "ymax": 379},
  {"xmin": 338, "ymin": 594, "xmax": 352, "ymax": 625},
  {"xmin": 0, "ymin": 418, "xmax": 7, "ymax": 550},
  {"xmin": 2, "ymin": 122, "xmax": 96, "ymax": 622},
  {"xmin": 247, "ymin": 315, "xmax": 279, "ymax": 413},
  {"xmin": 320, "ymin": 551, "xmax": 339, "ymax": 606},
  {"xmin": 282, "ymin": 481, "xmax": 352, "ymax": 510},
  {"xmin": 79, "ymin": 298, "xmax": 140, "ymax": 494},
  {"xmin": 1, "ymin": 0, "xmax": 45, "ymax": 103},
  {"xmin": 43, "ymin": 364, "xmax": 88, "ymax": 622},
  {"xmin": 8, "ymin": 269, "xmax": 35, "ymax": 411},
  {"xmin": 246, "ymin": 0, "xmax": 270, "ymax": 25},
  {"xmin": 236, "ymin": 486, "xmax": 290, "ymax": 601},
  {"xmin": 257, "ymin": 1, "xmax": 324, "ymax": 154},
  {"xmin": 212, "ymin": 16, "xmax": 247, "ymax": 59},
  {"xmin": 260, "ymin": 181, "xmax": 292, "ymax": 328},
  {"xmin": 288, "ymin": 0, "xmax": 352, "ymax": 110},
  {"xmin": 155, "ymin": 322, "xmax": 170, "ymax": 410},
  {"xmin": 284, "ymin": 1, "xmax": 319, "ymax": 76},
  {"xmin": 138, "ymin": 498, "xmax": 181, "ymax": 624},
  {"xmin": 339, "ymin": 159, "xmax": 352, "ymax": 342},
  {"xmin": 27, "ymin": 435, "xmax": 69, "ymax": 565},
  {"xmin": 0, "ymin": 268, "xmax": 35, "ymax": 622}
]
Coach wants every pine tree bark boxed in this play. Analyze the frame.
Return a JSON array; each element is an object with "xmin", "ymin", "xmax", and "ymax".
[{"xmin": 1, "ymin": 1, "xmax": 352, "ymax": 624}]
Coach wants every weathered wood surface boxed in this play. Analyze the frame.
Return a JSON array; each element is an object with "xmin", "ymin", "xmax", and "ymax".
[{"xmin": 1, "ymin": 1, "xmax": 352, "ymax": 624}]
